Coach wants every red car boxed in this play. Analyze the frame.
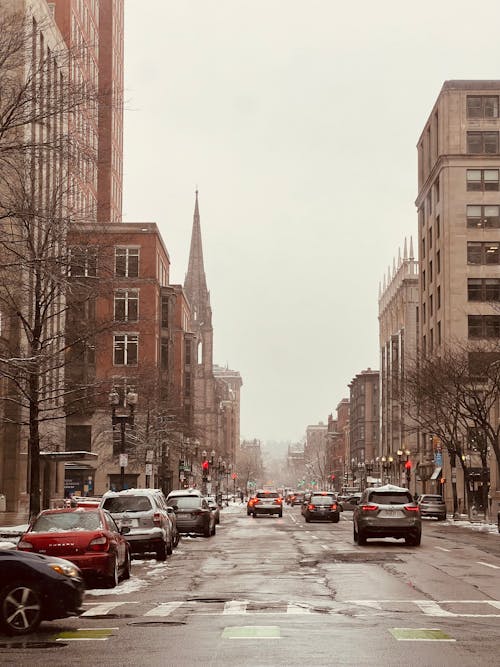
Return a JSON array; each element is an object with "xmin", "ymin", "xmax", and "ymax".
[{"xmin": 17, "ymin": 508, "xmax": 131, "ymax": 588}]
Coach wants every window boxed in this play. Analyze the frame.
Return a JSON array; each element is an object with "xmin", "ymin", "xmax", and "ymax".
[
  {"xmin": 430, "ymin": 294, "xmax": 433, "ymax": 316},
  {"xmin": 467, "ymin": 132, "xmax": 499, "ymax": 154},
  {"xmin": 467, "ymin": 205, "xmax": 500, "ymax": 228},
  {"xmin": 438, "ymin": 321, "xmax": 441, "ymax": 346},
  {"xmin": 422, "ymin": 270, "xmax": 426, "ymax": 291},
  {"xmin": 434, "ymin": 177, "xmax": 440, "ymax": 203},
  {"xmin": 184, "ymin": 339, "xmax": 191, "ymax": 365},
  {"xmin": 437, "ymin": 285, "xmax": 441, "ymax": 309},
  {"xmin": 429, "ymin": 260, "xmax": 433, "ymax": 283},
  {"xmin": 468, "ymin": 278, "xmax": 500, "ymax": 301},
  {"xmin": 161, "ymin": 295, "xmax": 169, "ymax": 328},
  {"xmin": 467, "ymin": 169, "xmax": 499, "ymax": 191},
  {"xmin": 467, "ymin": 242, "xmax": 500, "ymax": 264},
  {"xmin": 70, "ymin": 247, "xmax": 97, "ymax": 277},
  {"xmin": 428, "ymin": 228, "xmax": 432, "ymax": 250},
  {"xmin": 113, "ymin": 334, "xmax": 138, "ymax": 365},
  {"xmin": 430, "ymin": 328, "xmax": 433, "ymax": 352},
  {"xmin": 161, "ymin": 337, "xmax": 168, "ymax": 370},
  {"xmin": 114, "ymin": 290, "xmax": 138, "ymax": 322},
  {"xmin": 436, "ymin": 215, "xmax": 440, "ymax": 238},
  {"xmin": 421, "ymin": 237, "xmax": 425, "ymax": 259},
  {"xmin": 115, "ymin": 247, "xmax": 139, "ymax": 277},
  {"xmin": 422, "ymin": 302, "xmax": 426, "ymax": 324},
  {"xmin": 467, "ymin": 96, "xmax": 499, "ymax": 119},
  {"xmin": 437, "ymin": 250, "xmax": 441, "ymax": 273},
  {"xmin": 468, "ymin": 315, "xmax": 500, "ymax": 338}
]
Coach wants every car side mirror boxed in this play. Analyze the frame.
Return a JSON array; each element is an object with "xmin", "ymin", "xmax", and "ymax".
[{"xmin": 120, "ymin": 526, "xmax": 131, "ymax": 535}]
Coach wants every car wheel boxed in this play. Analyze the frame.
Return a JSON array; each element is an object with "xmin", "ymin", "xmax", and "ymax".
[
  {"xmin": 331, "ymin": 516, "xmax": 340, "ymax": 523},
  {"xmin": 122, "ymin": 550, "xmax": 131, "ymax": 580},
  {"xmin": 106, "ymin": 556, "xmax": 120, "ymax": 588},
  {"xmin": 357, "ymin": 530, "xmax": 367, "ymax": 546},
  {"xmin": 211, "ymin": 523, "xmax": 216, "ymax": 536},
  {"xmin": 353, "ymin": 525, "xmax": 359, "ymax": 543},
  {"xmin": 203, "ymin": 522, "xmax": 211, "ymax": 537},
  {"xmin": 0, "ymin": 582, "xmax": 42, "ymax": 635},
  {"xmin": 173, "ymin": 531, "xmax": 180, "ymax": 548},
  {"xmin": 278, "ymin": 512, "xmax": 283, "ymax": 518},
  {"xmin": 166, "ymin": 536, "xmax": 173, "ymax": 555},
  {"xmin": 252, "ymin": 512, "xmax": 257, "ymax": 518},
  {"xmin": 406, "ymin": 532, "xmax": 422, "ymax": 546},
  {"xmin": 156, "ymin": 541, "xmax": 167, "ymax": 561}
]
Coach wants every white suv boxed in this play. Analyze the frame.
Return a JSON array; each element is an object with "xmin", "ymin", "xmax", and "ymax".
[{"xmin": 101, "ymin": 488, "xmax": 174, "ymax": 560}]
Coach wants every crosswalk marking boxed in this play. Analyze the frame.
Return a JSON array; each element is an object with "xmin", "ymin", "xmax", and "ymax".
[
  {"xmin": 477, "ymin": 561, "xmax": 500, "ymax": 570},
  {"xmin": 79, "ymin": 598, "xmax": 500, "ymax": 619},
  {"xmin": 223, "ymin": 600, "xmax": 248, "ymax": 615},
  {"xmin": 144, "ymin": 601, "xmax": 184, "ymax": 617}
]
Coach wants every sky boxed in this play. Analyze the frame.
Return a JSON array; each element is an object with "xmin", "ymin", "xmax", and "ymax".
[{"xmin": 122, "ymin": 0, "xmax": 500, "ymax": 445}]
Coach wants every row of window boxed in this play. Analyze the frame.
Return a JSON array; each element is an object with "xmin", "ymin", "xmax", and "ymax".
[
  {"xmin": 70, "ymin": 247, "xmax": 140, "ymax": 278},
  {"xmin": 113, "ymin": 334, "xmax": 169, "ymax": 367}
]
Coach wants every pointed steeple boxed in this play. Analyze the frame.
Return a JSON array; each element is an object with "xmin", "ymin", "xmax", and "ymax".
[{"xmin": 184, "ymin": 190, "xmax": 211, "ymax": 327}]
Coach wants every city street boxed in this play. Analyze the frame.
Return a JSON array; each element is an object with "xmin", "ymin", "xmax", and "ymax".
[{"xmin": 1, "ymin": 504, "xmax": 499, "ymax": 667}]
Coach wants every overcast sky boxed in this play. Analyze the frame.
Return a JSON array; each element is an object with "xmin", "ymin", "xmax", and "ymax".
[{"xmin": 122, "ymin": 0, "xmax": 500, "ymax": 444}]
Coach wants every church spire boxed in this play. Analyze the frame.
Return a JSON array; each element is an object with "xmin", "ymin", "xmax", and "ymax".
[{"xmin": 184, "ymin": 190, "xmax": 211, "ymax": 323}]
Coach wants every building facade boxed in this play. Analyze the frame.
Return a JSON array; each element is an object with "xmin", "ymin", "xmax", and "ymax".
[
  {"xmin": 348, "ymin": 369, "xmax": 379, "ymax": 488},
  {"xmin": 327, "ymin": 398, "xmax": 350, "ymax": 492},
  {"xmin": 417, "ymin": 81, "xmax": 500, "ymax": 515}
]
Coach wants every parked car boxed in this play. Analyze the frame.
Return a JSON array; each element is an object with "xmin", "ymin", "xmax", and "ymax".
[
  {"xmin": 303, "ymin": 492, "xmax": 340, "ymax": 523},
  {"xmin": 353, "ymin": 484, "xmax": 421, "ymax": 546},
  {"xmin": 166, "ymin": 506, "xmax": 180, "ymax": 546},
  {"xmin": 338, "ymin": 493, "xmax": 362, "ymax": 511},
  {"xmin": 167, "ymin": 494, "xmax": 215, "ymax": 537},
  {"xmin": 250, "ymin": 490, "xmax": 283, "ymax": 518},
  {"xmin": 416, "ymin": 494, "xmax": 447, "ymax": 520},
  {"xmin": 101, "ymin": 488, "xmax": 173, "ymax": 561},
  {"xmin": 205, "ymin": 496, "xmax": 221, "ymax": 524},
  {"xmin": 17, "ymin": 507, "xmax": 130, "ymax": 588},
  {"xmin": 0, "ymin": 549, "xmax": 85, "ymax": 635}
]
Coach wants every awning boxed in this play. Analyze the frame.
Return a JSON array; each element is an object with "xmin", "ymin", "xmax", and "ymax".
[
  {"xmin": 40, "ymin": 451, "xmax": 98, "ymax": 463},
  {"xmin": 430, "ymin": 467, "xmax": 442, "ymax": 480}
]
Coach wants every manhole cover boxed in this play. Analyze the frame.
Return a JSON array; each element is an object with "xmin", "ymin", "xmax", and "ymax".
[
  {"xmin": 85, "ymin": 613, "xmax": 135, "ymax": 620},
  {"xmin": 128, "ymin": 620, "xmax": 186, "ymax": 626}
]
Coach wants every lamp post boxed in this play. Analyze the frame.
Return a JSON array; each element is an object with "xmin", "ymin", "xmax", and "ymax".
[
  {"xmin": 403, "ymin": 449, "xmax": 411, "ymax": 489},
  {"xmin": 225, "ymin": 463, "xmax": 232, "ymax": 504},
  {"xmin": 109, "ymin": 388, "xmax": 138, "ymax": 491},
  {"xmin": 201, "ymin": 450, "xmax": 209, "ymax": 494},
  {"xmin": 381, "ymin": 456, "xmax": 393, "ymax": 484},
  {"xmin": 365, "ymin": 460, "xmax": 374, "ymax": 487}
]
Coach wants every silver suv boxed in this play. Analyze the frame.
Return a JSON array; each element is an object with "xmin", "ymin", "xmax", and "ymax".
[
  {"xmin": 416, "ymin": 494, "xmax": 447, "ymax": 520},
  {"xmin": 353, "ymin": 484, "xmax": 421, "ymax": 546},
  {"xmin": 100, "ymin": 488, "xmax": 174, "ymax": 560}
]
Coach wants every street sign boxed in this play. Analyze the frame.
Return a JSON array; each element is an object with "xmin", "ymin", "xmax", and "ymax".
[
  {"xmin": 119, "ymin": 453, "xmax": 128, "ymax": 467},
  {"xmin": 145, "ymin": 463, "xmax": 153, "ymax": 476}
]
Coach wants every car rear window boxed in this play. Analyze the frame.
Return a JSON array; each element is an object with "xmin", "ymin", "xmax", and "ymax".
[
  {"xmin": 170, "ymin": 497, "xmax": 201, "ymax": 509},
  {"xmin": 368, "ymin": 492, "xmax": 413, "ymax": 505},
  {"xmin": 421, "ymin": 495, "xmax": 443, "ymax": 502},
  {"xmin": 102, "ymin": 496, "xmax": 152, "ymax": 513},
  {"xmin": 311, "ymin": 495, "xmax": 335, "ymax": 505},
  {"xmin": 257, "ymin": 492, "xmax": 279, "ymax": 498},
  {"xmin": 32, "ymin": 511, "xmax": 102, "ymax": 532}
]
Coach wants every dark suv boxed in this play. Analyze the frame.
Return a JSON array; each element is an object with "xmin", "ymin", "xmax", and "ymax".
[
  {"xmin": 416, "ymin": 494, "xmax": 447, "ymax": 520},
  {"xmin": 167, "ymin": 492, "xmax": 215, "ymax": 537},
  {"xmin": 353, "ymin": 484, "xmax": 421, "ymax": 546},
  {"xmin": 303, "ymin": 492, "xmax": 340, "ymax": 523}
]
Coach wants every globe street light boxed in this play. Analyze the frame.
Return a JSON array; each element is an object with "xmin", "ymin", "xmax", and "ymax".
[{"xmin": 109, "ymin": 387, "xmax": 138, "ymax": 491}]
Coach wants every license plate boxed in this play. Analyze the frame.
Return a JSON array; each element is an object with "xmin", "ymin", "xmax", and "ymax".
[
  {"xmin": 176, "ymin": 513, "xmax": 189, "ymax": 519},
  {"xmin": 380, "ymin": 509, "xmax": 402, "ymax": 517},
  {"xmin": 120, "ymin": 518, "xmax": 138, "ymax": 527}
]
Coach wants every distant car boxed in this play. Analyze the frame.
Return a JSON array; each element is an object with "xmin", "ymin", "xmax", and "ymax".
[
  {"xmin": 291, "ymin": 492, "xmax": 305, "ymax": 506},
  {"xmin": 303, "ymin": 492, "xmax": 340, "ymax": 523},
  {"xmin": 101, "ymin": 488, "xmax": 174, "ymax": 561},
  {"xmin": 416, "ymin": 494, "xmax": 447, "ymax": 520},
  {"xmin": 205, "ymin": 496, "xmax": 221, "ymax": 524},
  {"xmin": 338, "ymin": 493, "xmax": 362, "ymax": 511},
  {"xmin": 17, "ymin": 508, "xmax": 130, "ymax": 588},
  {"xmin": 167, "ymin": 493, "xmax": 216, "ymax": 537},
  {"xmin": 353, "ymin": 484, "xmax": 421, "ymax": 546},
  {"xmin": 250, "ymin": 490, "xmax": 283, "ymax": 518},
  {"xmin": 0, "ymin": 549, "xmax": 84, "ymax": 635}
]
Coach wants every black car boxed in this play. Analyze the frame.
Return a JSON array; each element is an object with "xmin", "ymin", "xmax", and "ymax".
[
  {"xmin": 303, "ymin": 492, "xmax": 340, "ymax": 523},
  {"xmin": 0, "ymin": 549, "xmax": 84, "ymax": 635}
]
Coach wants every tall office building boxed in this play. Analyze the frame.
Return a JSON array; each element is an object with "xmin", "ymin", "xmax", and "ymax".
[{"xmin": 416, "ymin": 80, "xmax": 500, "ymax": 507}]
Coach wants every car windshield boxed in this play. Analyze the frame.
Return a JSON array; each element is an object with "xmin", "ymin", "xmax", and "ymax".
[
  {"xmin": 171, "ymin": 497, "xmax": 201, "ymax": 509},
  {"xmin": 102, "ymin": 496, "xmax": 152, "ymax": 513},
  {"xmin": 368, "ymin": 492, "xmax": 413, "ymax": 505},
  {"xmin": 31, "ymin": 511, "xmax": 102, "ymax": 532},
  {"xmin": 311, "ymin": 496, "xmax": 334, "ymax": 505}
]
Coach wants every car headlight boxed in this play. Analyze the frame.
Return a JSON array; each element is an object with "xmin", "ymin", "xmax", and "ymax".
[{"xmin": 48, "ymin": 562, "xmax": 81, "ymax": 578}]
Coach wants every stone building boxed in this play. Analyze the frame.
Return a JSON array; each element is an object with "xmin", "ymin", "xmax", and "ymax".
[{"xmin": 348, "ymin": 369, "xmax": 379, "ymax": 488}]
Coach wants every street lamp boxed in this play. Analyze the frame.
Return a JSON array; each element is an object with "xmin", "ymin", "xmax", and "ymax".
[
  {"xmin": 225, "ymin": 463, "xmax": 232, "ymax": 504},
  {"xmin": 109, "ymin": 387, "xmax": 138, "ymax": 491}
]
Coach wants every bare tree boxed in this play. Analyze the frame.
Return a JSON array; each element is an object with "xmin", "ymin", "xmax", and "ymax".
[{"xmin": 403, "ymin": 342, "xmax": 500, "ymax": 516}]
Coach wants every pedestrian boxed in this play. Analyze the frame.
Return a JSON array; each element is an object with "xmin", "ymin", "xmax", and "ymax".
[{"xmin": 240, "ymin": 490, "xmax": 244, "ymax": 503}]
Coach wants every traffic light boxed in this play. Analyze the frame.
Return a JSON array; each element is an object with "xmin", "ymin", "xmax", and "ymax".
[
  {"xmin": 202, "ymin": 460, "xmax": 209, "ymax": 474},
  {"xmin": 330, "ymin": 474, "xmax": 335, "ymax": 480}
]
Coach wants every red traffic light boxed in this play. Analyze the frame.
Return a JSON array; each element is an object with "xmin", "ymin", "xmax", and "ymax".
[
  {"xmin": 330, "ymin": 474, "xmax": 335, "ymax": 480},
  {"xmin": 202, "ymin": 460, "xmax": 209, "ymax": 472},
  {"xmin": 404, "ymin": 460, "xmax": 412, "ymax": 469}
]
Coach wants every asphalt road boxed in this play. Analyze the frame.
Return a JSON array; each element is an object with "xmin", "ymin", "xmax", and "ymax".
[{"xmin": 1, "ymin": 505, "xmax": 499, "ymax": 667}]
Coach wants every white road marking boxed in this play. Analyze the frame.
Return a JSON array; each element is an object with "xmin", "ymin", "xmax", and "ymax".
[
  {"xmin": 311, "ymin": 535, "xmax": 318, "ymax": 540},
  {"xmin": 144, "ymin": 601, "xmax": 184, "ymax": 617},
  {"xmin": 413, "ymin": 601, "xmax": 456, "ymax": 617},
  {"xmin": 223, "ymin": 600, "xmax": 248, "ymax": 615},
  {"xmin": 348, "ymin": 600, "xmax": 383, "ymax": 610},
  {"xmin": 287, "ymin": 603, "xmax": 311, "ymax": 615},
  {"xmin": 321, "ymin": 544, "xmax": 328, "ymax": 550},
  {"xmin": 435, "ymin": 546, "xmax": 450, "ymax": 552},
  {"xmin": 477, "ymin": 561, "xmax": 500, "ymax": 570},
  {"xmin": 81, "ymin": 601, "xmax": 139, "ymax": 616}
]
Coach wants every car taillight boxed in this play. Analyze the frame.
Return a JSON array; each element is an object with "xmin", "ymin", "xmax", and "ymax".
[
  {"xmin": 361, "ymin": 504, "xmax": 378, "ymax": 511},
  {"xmin": 191, "ymin": 509, "xmax": 203, "ymax": 516},
  {"xmin": 253, "ymin": 499, "xmax": 260, "ymax": 505},
  {"xmin": 17, "ymin": 540, "xmax": 33, "ymax": 550},
  {"xmin": 308, "ymin": 504, "xmax": 315, "ymax": 510},
  {"xmin": 330, "ymin": 503, "xmax": 338, "ymax": 510},
  {"xmin": 153, "ymin": 512, "xmax": 162, "ymax": 526},
  {"xmin": 404, "ymin": 505, "xmax": 420, "ymax": 512},
  {"xmin": 274, "ymin": 498, "xmax": 282, "ymax": 504},
  {"xmin": 88, "ymin": 535, "xmax": 109, "ymax": 552}
]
